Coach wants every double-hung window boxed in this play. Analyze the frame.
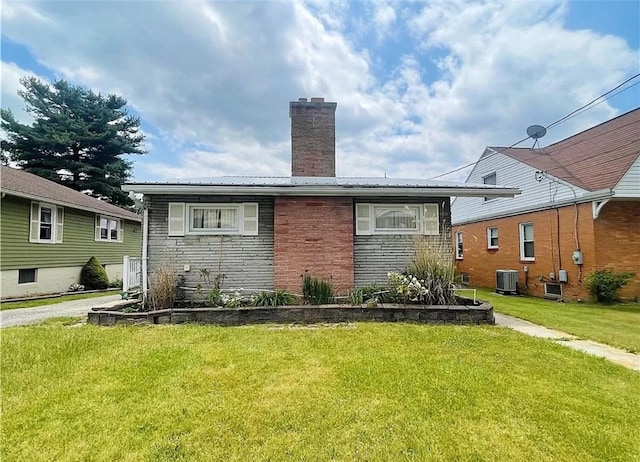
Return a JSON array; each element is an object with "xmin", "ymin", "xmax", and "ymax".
[
  {"xmin": 483, "ymin": 172, "xmax": 497, "ymax": 202},
  {"xmin": 519, "ymin": 223, "xmax": 535, "ymax": 260},
  {"xmin": 96, "ymin": 216, "xmax": 123, "ymax": 242},
  {"xmin": 487, "ymin": 227, "xmax": 498, "ymax": 249},
  {"xmin": 355, "ymin": 203, "xmax": 439, "ymax": 235},
  {"xmin": 30, "ymin": 202, "xmax": 63, "ymax": 243}
]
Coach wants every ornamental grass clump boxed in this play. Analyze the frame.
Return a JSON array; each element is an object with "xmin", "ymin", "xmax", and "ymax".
[
  {"xmin": 401, "ymin": 236, "xmax": 457, "ymax": 305},
  {"xmin": 147, "ymin": 263, "xmax": 179, "ymax": 310}
]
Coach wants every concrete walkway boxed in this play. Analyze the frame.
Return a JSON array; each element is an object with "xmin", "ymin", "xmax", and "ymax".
[
  {"xmin": 0, "ymin": 294, "xmax": 121, "ymax": 328},
  {"xmin": 494, "ymin": 312, "xmax": 640, "ymax": 372}
]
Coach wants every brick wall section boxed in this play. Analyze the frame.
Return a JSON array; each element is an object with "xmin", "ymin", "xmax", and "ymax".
[
  {"xmin": 290, "ymin": 98, "xmax": 337, "ymax": 177},
  {"xmin": 454, "ymin": 202, "xmax": 605, "ymax": 299},
  {"xmin": 593, "ymin": 201, "xmax": 640, "ymax": 299},
  {"xmin": 274, "ymin": 197, "xmax": 354, "ymax": 294}
]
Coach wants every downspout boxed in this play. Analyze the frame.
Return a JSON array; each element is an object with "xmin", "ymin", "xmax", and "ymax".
[{"xmin": 142, "ymin": 207, "xmax": 149, "ymax": 306}]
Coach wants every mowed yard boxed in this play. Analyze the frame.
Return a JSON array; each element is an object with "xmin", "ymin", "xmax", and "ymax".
[
  {"xmin": 2, "ymin": 320, "xmax": 639, "ymax": 461},
  {"xmin": 477, "ymin": 289, "xmax": 640, "ymax": 353}
]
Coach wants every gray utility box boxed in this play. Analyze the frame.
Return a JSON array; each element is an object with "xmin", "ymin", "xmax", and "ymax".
[{"xmin": 496, "ymin": 270, "xmax": 518, "ymax": 294}]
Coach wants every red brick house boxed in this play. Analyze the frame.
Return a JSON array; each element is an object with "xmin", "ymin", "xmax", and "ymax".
[
  {"xmin": 452, "ymin": 108, "xmax": 640, "ymax": 300},
  {"xmin": 125, "ymin": 98, "xmax": 518, "ymax": 297}
]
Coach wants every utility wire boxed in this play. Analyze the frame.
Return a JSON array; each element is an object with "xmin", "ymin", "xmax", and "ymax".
[{"xmin": 429, "ymin": 72, "xmax": 640, "ymax": 180}]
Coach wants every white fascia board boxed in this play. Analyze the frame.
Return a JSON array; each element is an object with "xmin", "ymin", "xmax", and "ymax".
[
  {"xmin": 452, "ymin": 189, "xmax": 614, "ymax": 225},
  {"xmin": 122, "ymin": 183, "xmax": 521, "ymax": 198}
]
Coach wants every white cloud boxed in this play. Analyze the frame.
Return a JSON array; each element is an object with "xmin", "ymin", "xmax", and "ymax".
[
  {"xmin": 0, "ymin": 62, "xmax": 47, "ymax": 124},
  {"xmin": 1, "ymin": 0, "xmax": 638, "ymax": 183}
]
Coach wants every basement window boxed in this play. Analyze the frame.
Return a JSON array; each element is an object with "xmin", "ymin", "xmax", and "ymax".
[{"xmin": 18, "ymin": 268, "xmax": 37, "ymax": 284}]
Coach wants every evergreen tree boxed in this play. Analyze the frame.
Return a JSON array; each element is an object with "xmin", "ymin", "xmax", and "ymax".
[{"xmin": 1, "ymin": 77, "xmax": 145, "ymax": 207}]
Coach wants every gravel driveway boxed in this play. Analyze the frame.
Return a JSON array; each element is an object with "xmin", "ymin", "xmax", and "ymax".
[{"xmin": 0, "ymin": 294, "xmax": 121, "ymax": 328}]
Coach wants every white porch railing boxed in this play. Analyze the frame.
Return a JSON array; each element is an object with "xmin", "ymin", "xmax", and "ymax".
[{"xmin": 122, "ymin": 255, "xmax": 142, "ymax": 293}]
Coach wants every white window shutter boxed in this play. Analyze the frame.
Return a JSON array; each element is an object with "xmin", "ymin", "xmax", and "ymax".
[
  {"xmin": 95, "ymin": 215, "xmax": 102, "ymax": 241},
  {"xmin": 55, "ymin": 207, "xmax": 64, "ymax": 243},
  {"xmin": 168, "ymin": 203, "xmax": 185, "ymax": 236},
  {"xmin": 355, "ymin": 204, "xmax": 372, "ymax": 235},
  {"xmin": 242, "ymin": 203, "xmax": 259, "ymax": 236},
  {"xmin": 29, "ymin": 202, "xmax": 40, "ymax": 242},
  {"xmin": 423, "ymin": 204, "xmax": 439, "ymax": 235},
  {"xmin": 118, "ymin": 219, "xmax": 124, "ymax": 242}
]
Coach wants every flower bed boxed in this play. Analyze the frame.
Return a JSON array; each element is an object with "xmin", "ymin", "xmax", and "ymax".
[{"xmin": 87, "ymin": 299, "xmax": 494, "ymax": 326}]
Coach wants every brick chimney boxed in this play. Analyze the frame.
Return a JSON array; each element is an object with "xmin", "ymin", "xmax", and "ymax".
[{"xmin": 290, "ymin": 97, "xmax": 337, "ymax": 177}]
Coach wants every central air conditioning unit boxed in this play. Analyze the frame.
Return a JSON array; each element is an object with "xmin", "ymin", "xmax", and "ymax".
[{"xmin": 496, "ymin": 270, "xmax": 518, "ymax": 294}]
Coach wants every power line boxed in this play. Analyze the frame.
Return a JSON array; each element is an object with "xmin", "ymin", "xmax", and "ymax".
[{"xmin": 429, "ymin": 72, "xmax": 640, "ymax": 180}]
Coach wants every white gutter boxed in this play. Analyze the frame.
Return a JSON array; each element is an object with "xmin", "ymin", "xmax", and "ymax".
[
  {"xmin": 453, "ymin": 188, "xmax": 615, "ymax": 225},
  {"xmin": 141, "ymin": 208, "xmax": 149, "ymax": 306},
  {"xmin": 122, "ymin": 184, "xmax": 520, "ymax": 198}
]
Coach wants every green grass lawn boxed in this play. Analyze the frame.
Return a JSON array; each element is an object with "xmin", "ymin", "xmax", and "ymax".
[
  {"xmin": 2, "ymin": 322, "xmax": 639, "ymax": 461},
  {"xmin": 0, "ymin": 291, "xmax": 117, "ymax": 311},
  {"xmin": 477, "ymin": 289, "xmax": 640, "ymax": 353}
]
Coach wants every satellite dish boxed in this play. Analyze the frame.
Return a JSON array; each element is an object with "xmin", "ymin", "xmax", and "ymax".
[{"xmin": 526, "ymin": 125, "xmax": 547, "ymax": 139}]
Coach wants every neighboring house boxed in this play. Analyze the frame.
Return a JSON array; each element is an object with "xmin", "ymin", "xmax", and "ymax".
[
  {"xmin": 452, "ymin": 108, "xmax": 640, "ymax": 300},
  {"xmin": 1, "ymin": 166, "xmax": 142, "ymax": 299},
  {"xmin": 124, "ymin": 98, "xmax": 518, "ymax": 297}
]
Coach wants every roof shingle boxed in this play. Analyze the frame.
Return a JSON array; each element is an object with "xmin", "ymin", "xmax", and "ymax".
[
  {"xmin": 1, "ymin": 166, "xmax": 141, "ymax": 221},
  {"xmin": 488, "ymin": 108, "xmax": 640, "ymax": 191}
]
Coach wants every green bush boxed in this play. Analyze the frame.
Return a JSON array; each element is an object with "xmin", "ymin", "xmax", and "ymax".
[
  {"xmin": 585, "ymin": 270, "xmax": 635, "ymax": 304},
  {"xmin": 302, "ymin": 274, "xmax": 334, "ymax": 305},
  {"xmin": 108, "ymin": 278, "xmax": 123, "ymax": 289},
  {"xmin": 80, "ymin": 256, "xmax": 109, "ymax": 290}
]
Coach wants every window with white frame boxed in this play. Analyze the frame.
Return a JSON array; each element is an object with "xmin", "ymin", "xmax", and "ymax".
[
  {"xmin": 167, "ymin": 202, "xmax": 259, "ymax": 236},
  {"xmin": 95, "ymin": 215, "xmax": 123, "ymax": 242},
  {"xmin": 455, "ymin": 232, "xmax": 464, "ymax": 260},
  {"xmin": 519, "ymin": 223, "xmax": 535, "ymax": 260},
  {"xmin": 355, "ymin": 203, "xmax": 439, "ymax": 235},
  {"xmin": 29, "ymin": 202, "xmax": 63, "ymax": 243},
  {"xmin": 483, "ymin": 172, "xmax": 497, "ymax": 201},
  {"xmin": 487, "ymin": 227, "xmax": 498, "ymax": 249}
]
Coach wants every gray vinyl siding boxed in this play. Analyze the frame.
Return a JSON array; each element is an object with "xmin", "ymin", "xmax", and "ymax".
[
  {"xmin": 614, "ymin": 156, "xmax": 640, "ymax": 197},
  {"xmin": 452, "ymin": 151, "xmax": 588, "ymax": 225},
  {"xmin": 353, "ymin": 197, "xmax": 452, "ymax": 287},
  {"xmin": 145, "ymin": 195, "xmax": 274, "ymax": 296}
]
